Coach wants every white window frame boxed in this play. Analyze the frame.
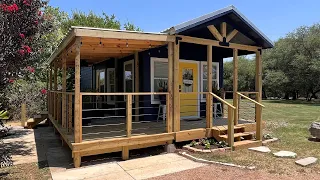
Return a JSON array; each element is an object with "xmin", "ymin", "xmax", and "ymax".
[
  {"xmin": 124, "ymin": 60, "xmax": 134, "ymax": 101},
  {"xmin": 150, "ymin": 57, "xmax": 168, "ymax": 104},
  {"xmin": 200, "ymin": 61, "xmax": 219, "ymax": 102},
  {"xmin": 107, "ymin": 68, "xmax": 115, "ymax": 105}
]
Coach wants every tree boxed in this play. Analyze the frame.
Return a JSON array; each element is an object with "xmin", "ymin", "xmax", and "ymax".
[
  {"xmin": 60, "ymin": 10, "xmax": 141, "ymax": 35},
  {"xmin": 0, "ymin": 0, "xmax": 51, "ymax": 91},
  {"xmin": 263, "ymin": 23, "xmax": 320, "ymax": 100},
  {"xmin": 223, "ymin": 56, "xmax": 256, "ymax": 92}
]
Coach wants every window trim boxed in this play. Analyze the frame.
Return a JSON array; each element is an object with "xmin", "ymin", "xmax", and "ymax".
[
  {"xmin": 150, "ymin": 57, "xmax": 168, "ymax": 104},
  {"xmin": 107, "ymin": 68, "xmax": 115, "ymax": 105},
  {"xmin": 200, "ymin": 61, "xmax": 219, "ymax": 102}
]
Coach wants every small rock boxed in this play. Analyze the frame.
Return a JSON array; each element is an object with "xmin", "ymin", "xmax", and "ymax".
[
  {"xmin": 273, "ymin": 151, "xmax": 297, "ymax": 158},
  {"xmin": 309, "ymin": 122, "xmax": 320, "ymax": 139},
  {"xmin": 295, "ymin": 157, "xmax": 318, "ymax": 167},
  {"xmin": 248, "ymin": 146, "xmax": 271, "ymax": 153},
  {"xmin": 165, "ymin": 144, "xmax": 176, "ymax": 153}
]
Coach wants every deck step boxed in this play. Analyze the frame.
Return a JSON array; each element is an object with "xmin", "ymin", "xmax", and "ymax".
[
  {"xmin": 219, "ymin": 132, "xmax": 254, "ymax": 140},
  {"xmin": 233, "ymin": 140, "xmax": 262, "ymax": 150},
  {"xmin": 26, "ymin": 114, "xmax": 48, "ymax": 128}
]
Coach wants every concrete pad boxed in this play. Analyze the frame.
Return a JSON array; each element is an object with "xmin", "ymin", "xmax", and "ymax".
[
  {"xmin": 118, "ymin": 153, "xmax": 186, "ymax": 171},
  {"xmin": 52, "ymin": 162, "xmax": 124, "ymax": 180},
  {"xmin": 85, "ymin": 170, "xmax": 133, "ymax": 180},
  {"xmin": 273, "ymin": 151, "xmax": 297, "ymax": 158},
  {"xmin": 126, "ymin": 158, "xmax": 206, "ymax": 180},
  {"xmin": 295, "ymin": 157, "xmax": 318, "ymax": 167},
  {"xmin": 248, "ymin": 146, "xmax": 271, "ymax": 153}
]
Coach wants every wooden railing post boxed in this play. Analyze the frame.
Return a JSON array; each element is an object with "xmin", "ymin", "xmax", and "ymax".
[
  {"xmin": 68, "ymin": 94, "xmax": 73, "ymax": 133},
  {"xmin": 166, "ymin": 94, "xmax": 172, "ymax": 133},
  {"xmin": 227, "ymin": 106, "xmax": 234, "ymax": 148},
  {"xmin": 126, "ymin": 94, "xmax": 132, "ymax": 137},
  {"xmin": 206, "ymin": 93, "xmax": 213, "ymax": 128},
  {"xmin": 222, "ymin": 91, "xmax": 227, "ymax": 117},
  {"xmin": 123, "ymin": 94, "xmax": 132, "ymax": 160},
  {"xmin": 256, "ymin": 104, "xmax": 262, "ymax": 141}
]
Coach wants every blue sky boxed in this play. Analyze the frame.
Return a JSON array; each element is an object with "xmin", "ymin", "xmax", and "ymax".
[{"xmin": 49, "ymin": 0, "xmax": 319, "ymax": 41}]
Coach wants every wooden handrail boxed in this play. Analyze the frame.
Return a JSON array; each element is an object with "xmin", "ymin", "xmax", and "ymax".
[
  {"xmin": 225, "ymin": 91, "xmax": 259, "ymax": 94},
  {"xmin": 237, "ymin": 92, "xmax": 265, "ymax": 107},
  {"xmin": 209, "ymin": 92, "xmax": 236, "ymax": 109},
  {"xmin": 80, "ymin": 92, "xmax": 169, "ymax": 96}
]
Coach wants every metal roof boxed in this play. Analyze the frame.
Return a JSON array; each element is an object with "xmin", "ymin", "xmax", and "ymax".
[{"xmin": 163, "ymin": 5, "xmax": 274, "ymax": 49}]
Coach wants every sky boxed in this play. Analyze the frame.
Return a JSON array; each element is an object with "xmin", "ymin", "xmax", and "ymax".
[{"xmin": 49, "ymin": 0, "xmax": 320, "ymax": 42}]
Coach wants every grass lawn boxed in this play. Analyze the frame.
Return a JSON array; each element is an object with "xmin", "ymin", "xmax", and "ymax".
[{"xmin": 193, "ymin": 100, "xmax": 320, "ymax": 175}]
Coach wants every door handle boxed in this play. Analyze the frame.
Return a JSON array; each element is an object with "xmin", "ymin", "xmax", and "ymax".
[{"xmin": 179, "ymin": 85, "xmax": 181, "ymax": 92}]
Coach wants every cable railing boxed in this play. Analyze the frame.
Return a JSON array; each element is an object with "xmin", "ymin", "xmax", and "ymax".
[
  {"xmin": 236, "ymin": 92, "xmax": 265, "ymax": 141},
  {"xmin": 80, "ymin": 92, "xmax": 171, "ymax": 141}
]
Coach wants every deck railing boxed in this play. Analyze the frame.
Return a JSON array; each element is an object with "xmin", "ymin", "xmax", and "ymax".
[
  {"xmin": 209, "ymin": 92, "xmax": 236, "ymax": 146},
  {"xmin": 79, "ymin": 92, "xmax": 171, "ymax": 142},
  {"xmin": 236, "ymin": 92, "xmax": 264, "ymax": 140},
  {"xmin": 48, "ymin": 91, "xmax": 75, "ymax": 133}
]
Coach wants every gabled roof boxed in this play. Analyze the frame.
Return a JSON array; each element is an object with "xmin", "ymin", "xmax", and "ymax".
[{"xmin": 163, "ymin": 5, "xmax": 274, "ymax": 49}]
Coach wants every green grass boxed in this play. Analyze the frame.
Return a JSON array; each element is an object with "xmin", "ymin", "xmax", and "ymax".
[{"xmin": 193, "ymin": 100, "xmax": 320, "ymax": 175}]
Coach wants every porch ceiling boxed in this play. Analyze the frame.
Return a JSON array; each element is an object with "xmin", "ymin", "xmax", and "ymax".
[
  {"xmin": 63, "ymin": 37, "xmax": 167, "ymax": 67},
  {"xmin": 49, "ymin": 26, "xmax": 174, "ymax": 68}
]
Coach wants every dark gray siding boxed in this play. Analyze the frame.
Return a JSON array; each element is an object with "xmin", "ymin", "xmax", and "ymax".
[{"xmin": 80, "ymin": 67, "xmax": 93, "ymax": 91}]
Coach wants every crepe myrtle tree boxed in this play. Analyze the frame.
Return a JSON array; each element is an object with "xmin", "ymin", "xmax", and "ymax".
[{"xmin": 0, "ymin": 0, "xmax": 51, "ymax": 92}]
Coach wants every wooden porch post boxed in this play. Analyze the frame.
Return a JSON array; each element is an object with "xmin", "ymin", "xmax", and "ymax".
[
  {"xmin": 123, "ymin": 94, "xmax": 132, "ymax": 160},
  {"xmin": 54, "ymin": 60, "xmax": 58, "ymax": 121},
  {"xmin": 134, "ymin": 52, "xmax": 139, "ymax": 122},
  {"xmin": 62, "ymin": 52, "xmax": 67, "ymax": 128},
  {"xmin": 255, "ymin": 50, "xmax": 263, "ymax": 140},
  {"xmin": 233, "ymin": 49, "xmax": 239, "ymax": 125},
  {"xmin": 206, "ymin": 45, "xmax": 213, "ymax": 129},
  {"xmin": 74, "ymin": 37, "xmax": 82, "ymax": 168},
  {"xmin": 167, "ymin": 42, "xmax": 174, "ymax": 133},
  {"xmin": 173, "ymin": 40, "xmax": 180, "ymax": 132}
]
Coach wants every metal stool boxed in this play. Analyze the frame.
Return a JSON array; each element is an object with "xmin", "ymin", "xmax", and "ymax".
[
  {"xmin": 157, "ymin": 104, "xmax": 166, "ymax": 122},
  {"xmin": 214, "ymin": 103, "xmax": 222, "ymax": 119}
]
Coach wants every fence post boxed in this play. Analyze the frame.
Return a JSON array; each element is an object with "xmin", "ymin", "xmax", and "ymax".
[
  {"xmin": 21, "ymin": 103, "xmax": 27, "ymax": 127},
  {"xmin": 227, "ymin": 106, "xmax": 234, "ymax": 148}
]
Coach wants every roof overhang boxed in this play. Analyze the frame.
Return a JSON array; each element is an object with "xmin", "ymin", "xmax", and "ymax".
[{"xmin": 48, "ymin": 27, "xmax": 175, "ymax": 67}]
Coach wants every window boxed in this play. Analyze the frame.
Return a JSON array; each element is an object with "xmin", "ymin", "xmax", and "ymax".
[
  {"xmin": 201, "ymin": 62, "xmax": 219, "ymax": 101},
  {"xmin": 107, "ymin": 68, "xmax": 115, "ymax": 104},
  {"xmin": 96, "ymin": 70, "xmax": 105, "ymax": 92},
  {"xmin": 124, "ymin": 60, "xmax": 134, "ymax": 93},
  {"xmin": 151, "ymin": 58, "xmax": 168, "ymax": 104}
]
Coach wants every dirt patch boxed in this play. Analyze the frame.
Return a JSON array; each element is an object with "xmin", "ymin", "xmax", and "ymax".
[
  {"xmin": 0, "ymin": 161, "xmax": 51, "ymax": 180},
  {"xmin": 150, "ymin": 163, "xmax": 320, "ymax": 180}
]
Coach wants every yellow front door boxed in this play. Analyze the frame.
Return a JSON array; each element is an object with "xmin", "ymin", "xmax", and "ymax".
[{"xmin": 179, "ymin": 62, "xmax": 198, "ymax": 118}]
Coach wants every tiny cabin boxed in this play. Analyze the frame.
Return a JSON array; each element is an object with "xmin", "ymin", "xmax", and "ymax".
[{"xmin": 46, "ymin": 5, "xmax": 272, "ymax": 167}]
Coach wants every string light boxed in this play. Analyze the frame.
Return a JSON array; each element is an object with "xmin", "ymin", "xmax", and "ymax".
[{"xmin": 126, "ymin": 42, "xmax": 129, "ymax": 48}]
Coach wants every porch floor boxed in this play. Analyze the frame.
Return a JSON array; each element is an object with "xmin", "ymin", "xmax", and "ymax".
[{"xmin": 58, "ymin": 117, "xmax": 254, "ymax": 143}]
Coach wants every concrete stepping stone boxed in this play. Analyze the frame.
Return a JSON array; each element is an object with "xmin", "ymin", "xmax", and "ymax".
[
  {"xmin": 248, "ymin": 146, "xmax": 271, "ymax": 153},
  {"xmin": 295, "ymin": 157, "xmax": 318, "ymax": 167},
  {"xmin": 273, "ymin": 151, "xmax": 297, "ymax": 158}
]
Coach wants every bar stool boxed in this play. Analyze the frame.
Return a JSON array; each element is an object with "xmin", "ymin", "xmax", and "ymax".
[
  {"xmin": 157, "ymin": 104, "xmax": 166, "ymax": 122},
  {"xmin": 214, "ymin": 103, "xmax": 222, "ymax": 119}
]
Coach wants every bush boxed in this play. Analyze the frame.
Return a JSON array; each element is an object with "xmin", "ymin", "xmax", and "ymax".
[{"xmin": 3, "ymin": 70, "xmax": 46, "ymax": 120}]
